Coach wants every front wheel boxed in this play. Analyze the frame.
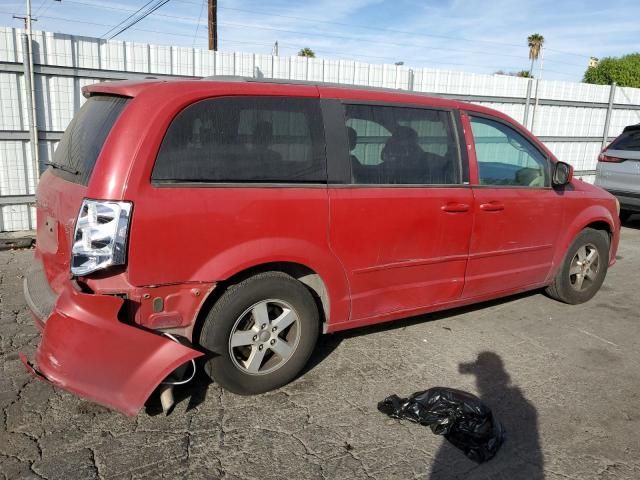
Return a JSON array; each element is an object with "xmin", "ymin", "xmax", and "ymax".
[
  {"xmin": 546, "ymin": 228, "xmax": 609, "ymax": 304},
  {"xmin": 199, "ymin": 272, "xmax": 319, "ymax": 395}
]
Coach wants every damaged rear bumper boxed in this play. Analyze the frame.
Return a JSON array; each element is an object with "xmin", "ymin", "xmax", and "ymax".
[{"xmin": 22, "ymin": 261, "xmax": 203, "ymax": 416}]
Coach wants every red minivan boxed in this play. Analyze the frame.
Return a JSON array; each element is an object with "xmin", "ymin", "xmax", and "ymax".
[{"xmin": 23, "ymin": 78, "xmax": 621, "ymax": 415}]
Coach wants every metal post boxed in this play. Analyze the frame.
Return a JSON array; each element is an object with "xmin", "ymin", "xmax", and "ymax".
[
  {"xmin": 530, "ymin": 47, "xmax": 545, "ymax": 133},
  {"xmin": 530, "ymin": 78, "xmax": 540, "ymax": 134},
  {"xmin": 408, "ymin": 69, "xmax": 414, "ymax": 91},
  {"xmin": 602, "ymin": 82, "xmax": 617, "ymax": 149},
  {"xmin": 24, "ymin": 0, "xmax": 39, "ymax": 179},
  {"xmin": 523, "ymin": 78, "xmax": 533, "ymax": 129},
  {"xmin": 21, "ymin": 33, "xmax": 39, "ymax": 184},
  {"xmin": 271, "ymin": 53, "xmax": 274, "ymax": 78}
]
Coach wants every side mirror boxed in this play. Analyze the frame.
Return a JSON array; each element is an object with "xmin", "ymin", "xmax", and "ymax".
[{"xmin": 552, "ymin": 161, "xmax": 573, "ymax": 187}]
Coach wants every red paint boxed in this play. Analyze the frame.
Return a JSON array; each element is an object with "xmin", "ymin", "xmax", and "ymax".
[
  {"xmin": 30, "ymin": 279, "xmax": 202, "ymax": 416},
  {"xmin": 24, "ymin": 80, "xmax": 620, "ymax": 415}
]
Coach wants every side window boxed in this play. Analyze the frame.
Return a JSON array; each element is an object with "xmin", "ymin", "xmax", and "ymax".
[
  {"xmin": 470, "ymin": 116, "xmax": 550, "ymax": 187},
  {"xmin": 345, "ymin": 104, "xmax": 461, "ymax": 185},
  {"xmin": 152, "ymin": 97, "xmax": 326, "ymax": 183}
]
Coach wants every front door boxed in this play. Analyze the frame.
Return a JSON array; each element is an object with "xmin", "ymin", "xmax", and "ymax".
[
  {"xmin": 462, "ymin": 113, "xmax": 564, "ymax": 298},
  {"xmin": 328, "ymin": 103, "xmax": 474, "ymax": 321}
]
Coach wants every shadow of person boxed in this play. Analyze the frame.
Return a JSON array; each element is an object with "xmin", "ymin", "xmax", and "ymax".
[{"xmin": 429, "ymin": 352, "xmax": 544, "ymax": 480}]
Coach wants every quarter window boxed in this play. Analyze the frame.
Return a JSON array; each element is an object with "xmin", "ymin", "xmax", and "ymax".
[
  {"xmin": 470, "ymin": 116, "xmax": 550, "ymax": 187},
  {"xmin": 345, "ymin": 104, "xmax": 461, "ymax": 185},
  {"xmin": 153, "ymin": 97, "xmax": 326, "ymax": 183}
]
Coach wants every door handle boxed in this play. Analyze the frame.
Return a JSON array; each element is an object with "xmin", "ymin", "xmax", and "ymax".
[
  {"xmin": 441, "ymin": 202, "xmax": 470, "ymax": 213},
  {"xmin": 479, "ymin": 201, "xmax": 505, "ymax": 212}
]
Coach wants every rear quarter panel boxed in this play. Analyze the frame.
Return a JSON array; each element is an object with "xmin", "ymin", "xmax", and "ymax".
[{"xmin": 104, "ymin": 82, "xmax": 350, "ymax": 325}]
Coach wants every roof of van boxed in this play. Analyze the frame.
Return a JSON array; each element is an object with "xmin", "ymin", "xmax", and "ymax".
[{"xmin": 81, "ymin": 76, "xmax": 511, "ymax": 123}]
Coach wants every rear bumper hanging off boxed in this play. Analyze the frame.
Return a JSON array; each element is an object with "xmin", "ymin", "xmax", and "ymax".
[{"xmin": 22, "ymin": 262, "xmax": 203, "ymax": 416}]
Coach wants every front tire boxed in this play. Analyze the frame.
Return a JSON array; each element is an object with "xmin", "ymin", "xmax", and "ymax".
[
  {"xmin": 199, "ymin": 272, "xmax": 319, "ymax": 395},
  {"xmin": 546, "ymin": 228, "xmax": 609, "ymax": 304}
]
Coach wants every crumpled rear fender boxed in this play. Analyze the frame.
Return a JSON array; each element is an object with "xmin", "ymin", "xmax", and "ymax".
[{"xmin": 25, "ymin": 285, "xmax": 203, "ymax": 416}]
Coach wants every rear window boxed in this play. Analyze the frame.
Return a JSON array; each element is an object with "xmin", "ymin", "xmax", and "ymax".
[
  {"xmin": 51, "ymin": 95, "xmax": 129, "ymax": 185},
  {"xmin": 609, "ymin": 127, "xmax": 640, "ymax": 151},
  {"xmin": 152, "ymin": 96, "xmax": 326, "ymax": 183}
]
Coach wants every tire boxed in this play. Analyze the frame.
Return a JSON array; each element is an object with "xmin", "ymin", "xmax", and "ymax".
[
  {"xmin": 199, "ymin": 271, "xmax": 319, "ymax": 395},
  {"xmin": 545, "ymin": 228, "xmax": 610, "ymax": 304},
  {"xmin": 620, "ymin": 210, "xmax": 633, "ymax": 223}
]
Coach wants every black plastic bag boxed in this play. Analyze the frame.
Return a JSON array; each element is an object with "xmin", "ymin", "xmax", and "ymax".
[{"xmin": 378, "ymin": 387, "xmax": 505, "ymax": 463}]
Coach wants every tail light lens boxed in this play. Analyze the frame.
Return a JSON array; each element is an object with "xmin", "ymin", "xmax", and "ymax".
[
  {"xmin": 71, "ymin": 199, "xmax": 132, "ymax": 276},
  {"xmin": 598, "ymin": 153, "xmax": 623, "ymax": 163}
]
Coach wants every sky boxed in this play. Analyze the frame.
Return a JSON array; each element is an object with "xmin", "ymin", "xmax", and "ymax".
[{"xmin": 1, "ymin": 0, "xmax": 639, "ymax": 81}]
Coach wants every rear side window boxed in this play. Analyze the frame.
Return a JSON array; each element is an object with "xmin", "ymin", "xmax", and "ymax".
[
  {"xmin": 51, "ymin": 96, "xmax": 129, "ymax": 185},
  {"xmin": 152, "ymin": 97, "xmax": 326, "ymax": 183},
  {"xmin": 470, "ymin": 116, "xmax": 550, "ymax": 188},
  {"xmin": 609, "ymin": 127, "xmax": 640, "ymax": 151},
  {"xmin": 345, "ymin": 104, "xmax": 461, "ymax": 185}
]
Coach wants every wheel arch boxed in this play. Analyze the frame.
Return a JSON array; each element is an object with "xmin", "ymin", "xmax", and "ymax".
[
  {"xmin": 548, "ymin": 206, "xmax": 616, "ymax": 283},
  {"xmin": 193, "ymin": 261, "xmax": 337, "ymax": 344}
]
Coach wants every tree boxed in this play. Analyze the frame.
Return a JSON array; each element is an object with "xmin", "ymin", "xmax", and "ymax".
[
  {"xmin": 583, "ymin": 53, "xmax": 640, "ymax": 88},
  {"xmin": 298, "ymin": 48, "xmax": 316, "ymax": 58},
  {"xmin": 527, "ymin": 33, "xmax": 544, "ymax": 77}
]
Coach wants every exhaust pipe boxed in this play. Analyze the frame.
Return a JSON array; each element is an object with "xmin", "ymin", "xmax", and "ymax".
[{"xmin": 159, "ymin": 333, "xmax": 197, "ymax": 415}]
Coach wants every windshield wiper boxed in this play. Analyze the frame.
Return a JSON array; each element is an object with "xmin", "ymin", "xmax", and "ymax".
[{"xmin": 45, "ymin": 162, "xmax": 79, "ymax": 175}]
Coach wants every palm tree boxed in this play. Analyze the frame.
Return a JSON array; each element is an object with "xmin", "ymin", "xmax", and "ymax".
[
  {"xmin": 298, "ymin": 48, "xmax": 316, "ymax": 58},
  {"xmin": 527, "ymin": 34, "xmax": 544, "ymax": 76}
]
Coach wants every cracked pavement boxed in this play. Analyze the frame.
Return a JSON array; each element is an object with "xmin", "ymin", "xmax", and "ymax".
[{"xmin": 2, "ymin": 221, "xmax": 640, "ymax": 479}]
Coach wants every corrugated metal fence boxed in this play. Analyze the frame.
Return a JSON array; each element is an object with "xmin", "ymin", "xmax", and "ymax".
[{"xmin": 1, "ymin": 26, "xmax": 640, "ymax": 231}]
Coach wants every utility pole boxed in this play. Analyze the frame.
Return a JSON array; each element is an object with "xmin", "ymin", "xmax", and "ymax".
[
  {"xmin": 208, "ymin": 0, "xmax": 217, "ymax": 51},
  {"xmin": 273, "ymin": 41, "xmax": 279, "ymax": 56},
  {"xmin": 15, "ymin": 1, "xmax": 40, "ymax": 182}
]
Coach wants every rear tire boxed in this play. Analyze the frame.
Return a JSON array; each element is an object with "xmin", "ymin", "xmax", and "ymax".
[
  {"xmin": 546, "ymin": 228, "xmax": 609, "ymax": 304},
  {"xmin": 199, "ymin": 272, "xmax": 319, "ymax": 395}
]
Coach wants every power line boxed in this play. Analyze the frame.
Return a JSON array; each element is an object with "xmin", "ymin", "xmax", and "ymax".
[
  {"xmin": 2, "ymin": 3, "xmax": 585, "ymax": 76},
  {"xmin": 33, "ymin": 0, "xmax": 48, "ymax": 16},
  {"xmin": 5, "ymin": 0, "xmax": 595, "ymax": 61},
  {"xmin": 102, "ymin": 0, "xmax": 158, "ymax": 38},
  {"xmin": 108, "ymin": 0, "xmax": 172, "ymax": 39},
  {"xmin": 191, "ymin": 0, "xmax": 205, "ymax": 46},
  {"xmin": 50, "ymin": 0, "xmax": 584, "ymax": 69},
  {"xmin": 22, "ymin": 13, "xmax": 577, "ymax": 77},
  {"xmin": 27, "ymin": 13, "xmax": 279, "ymax": 48},
  {"xmin": 176, "ymin": 0, "xmax": 591, "ymax": 59}
]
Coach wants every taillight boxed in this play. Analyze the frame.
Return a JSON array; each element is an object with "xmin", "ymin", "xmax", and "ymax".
[
  {"xmin": 71, "ymin": 199, "xmax": 132, "ymax": 276},
  {"xmin": 598, "ymin": 153, "xmax": 623, "ymax": 163}
]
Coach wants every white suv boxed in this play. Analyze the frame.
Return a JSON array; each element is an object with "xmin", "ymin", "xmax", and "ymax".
[{"xmin": 596, "ymin": 124, "xmax": 640, "ymax": 222}]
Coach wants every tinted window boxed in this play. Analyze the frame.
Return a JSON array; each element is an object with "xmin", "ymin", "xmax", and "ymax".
[
  {"xmin": 470, "ymin": 116, "xmax": 550, "ymax": 187},
  {"xmin": 345, "ymin": 104, "xmax": 461, "ymax": 185},
  {"xmin": 153, "ymin": 97, "xmax": 325, "ymax": 183},
  {"xmin": 51, "ymin": 95, "xmax": 129, "ymax": 185},
  {"xmin": 609, "ymin": 127, "xmax": 640, "ymax": 151}
]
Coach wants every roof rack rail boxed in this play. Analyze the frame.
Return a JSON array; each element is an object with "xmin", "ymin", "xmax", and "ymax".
[{"xmin": 200, "ymin": 75, "xmax": 431, "ymax": 96}]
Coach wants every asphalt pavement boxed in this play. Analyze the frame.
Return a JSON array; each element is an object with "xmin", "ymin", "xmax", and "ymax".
[{"xmin": 2, "ymin": 219, "xmax": 640, "ymax": 479}]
